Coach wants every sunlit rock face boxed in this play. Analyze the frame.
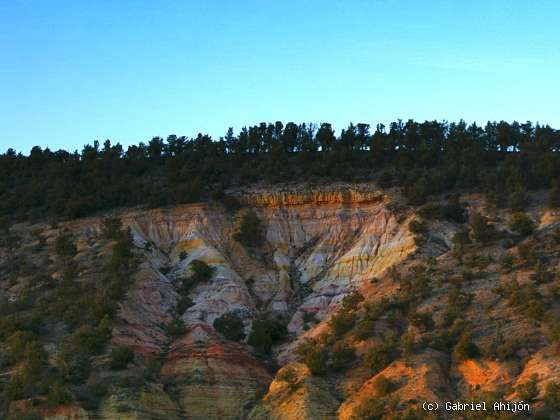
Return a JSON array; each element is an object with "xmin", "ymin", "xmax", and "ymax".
[
  {"xmin": 54, "ymin": 184, "xmax": 415, "ymax": 419},
  {"xmin": 97, "ymin": 184, "xmax": 412, "ymax": 418},
  {"xmin": 9, "ymin": 185, "xmax": 560, "ymax": 419},
  {"xmin": 337, "ymin": 352, "xmax": 450, "ymax": 420},
  {"xmin": 117, "ymin": 185, "xmax": 413, "ymax": 334},
  {"xmin": 160, "ymin": 324, "xmax": 272, "ymax": 419},
  {"xmin": 96, "ymin": 382, "xmax": 181, "ymax": 420},
  {"xmin": 110, "ymin": 262, "xmax": 176, "ymax": 357},
  {"xmin": 249, "ymin": 363, "xmax": 339, "ymax": 420}
]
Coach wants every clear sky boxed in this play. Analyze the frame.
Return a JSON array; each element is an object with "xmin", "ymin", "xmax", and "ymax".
[{"xmin": 1, "ymin": 0, "xmax": 559, "ymax": 153}]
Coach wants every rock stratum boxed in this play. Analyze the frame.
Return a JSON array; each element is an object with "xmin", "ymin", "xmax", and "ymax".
[{"xmin": 2, "ymin": 184, "xmax": 560, "ymax": 419}]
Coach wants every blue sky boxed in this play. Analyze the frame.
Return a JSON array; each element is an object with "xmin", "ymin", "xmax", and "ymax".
[{"xmin": 1, "ymin": 0, "xmax": 559, "ymax": 153}]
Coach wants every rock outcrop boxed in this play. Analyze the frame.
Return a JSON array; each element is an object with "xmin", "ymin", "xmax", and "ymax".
[
  {"xmin": 102, "ymin": 184, "xmax": 415, "ymax": 418},
  {"xmin": 249, "ymin": 363, "xmax": 339, "ymax": 420},
  {"xmin": 5, "ymin": 184, "xmax": 559, "ymax": 418},
  {"xmin": 161, "ymin": 324, "xmax": 272, "ymax": 419}
]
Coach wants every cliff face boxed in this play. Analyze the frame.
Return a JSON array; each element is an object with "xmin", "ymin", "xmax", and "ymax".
[
  {"xmin": 110, "ymin": 185, "xmax": 414, "ymax": 355},
  {"xmin": 160, "ymin": 324, "xmax": 272, "ymax": 419},
  {"xmin": 4, "ymin": 184, "xmax": 560, "ymax": 419},
  {"xmin": 249, "ymin": 363, "xmax": 339, "ymax": 420},
  {"xmin": 69, "ymin": 184, "xmax": 416, "ymax": 419}
]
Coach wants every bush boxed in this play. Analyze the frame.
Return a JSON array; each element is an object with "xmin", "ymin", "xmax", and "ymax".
[
  {"xmin": 378, "ymin": 171, "xmax": 393, "ymax": 188},
  {"xmin": 64, "ymin": 197, "xmax": 97, "ymax": 219},
  {"xmin": 446, "ymin": 287, "xmax": 472, "ymax": 316},
  {"xmin": 180, "ymin": 260, "xmax": 215, "ymax": 292},
  {"xmin": 419, "ymin": 201, "xmax": 467, "ymax": 223},
  {"xmin": 213, "ymin": 312, "xmax": 245, "ymax": 341},
  {"xmin": 23, "ymin": 340, "xmax": 47, "ymax": 374},
  {"xmin": 409, "ymin": 219, "xmax": 427, "ymax": 235},
  {"xmin": 372, "ymin": 375, "xmax": 395, "ymax": 397},
  {"xmin": 165, "ymin": 319, "xmax": 187, "ymax": 338},
  {"xmin": 452, "ymin": 225, "xmax": 471, "ymax": 247},
  {"xmin": 47, "ymin": 382, "xmax": 72, "ymax": 406},
  {"xmin": 110, "ymin": 346, "xmax": 134, "ymax": 370},
  {"xmin": 234, "ymin": 210, "xmax": 265, "ymax": 247},
  {"xmin": 553, "ymin": 227, "xmax": 560, "ymax": 244},
  {"xmin": 302, "ymin": 311, "xmax": 318, "ymax": 325},
  {"xmin": 501, "ymin": 255, "xmax": 514, "ymax": 270},
  {"xmin": 405, "ymin": 180, "xmax": 429, "ymax": 206},
  {"xmin": 517, "ymin": 242, "xmax": 537, "ymax": 264},
  {"xmin": 69, "ymin": 317, "xmax": 111, "ymax": 356},
  {"xmin": 548, "ymin": 321, "xmax": 560, "ymax": 346},
  {"xmin": 409, "ymin": 311, "xmax": 434, "ymax": 332},
  {"xmin": 6, "ymin": 411, "xmax": 43, "ymax": 420},
  {"xmin": 86, "ymin": 376, "xmax": 107, "ymax": 398},
  {"xmin": 277, "ymin": 366, "xmax": 298, "ymax": 388},
  {"xmin": 526, "ymin": 299, "xmax": 545, "ymax": 320},
  {"xmin": 328, "ymin": 310, "xmax": 356, "ymax": 337},
  {"xmin": 496, "ymin": 341, "xmax": 517, "ymax": 360},
  {"xmin": 548, "ymin": 185, "xmax": 560, "ymax": 209},
  {"xmin": 495, "ymin": 280, "xmax": 546, "ymax": 320},
  {"xmin": 1, "ymin": 226, "xmax": 21, "ymax": 252},
  {"xmin": 530, "ymin": 264, "xmax": 555, "ymax": 284},
  {"xmin": 296, "ymin": 339, "xmax": 328, "ymax": 376},
  {"xmin": 397, "ymin": 266, "xmax": 431, "ymax": 302},
  {"xmin": 6, "ymin": 330, "xmax": 37, "ymax": 364},
  {"xmin": 509, "ymin": 212, "xmax": 535, "ymax": 237},
  {"xmin": 353, "ymin": 398, "xmax": 385, "ymax": 419},
  {"xmin": 418, "ymin": 200, "xmax": 445, "ymax": 219},
  {"xmin": 400, "ymin": 331, "xmax": 416, "ymax": 358},
  {"xmin": 330, "ymin": 341, "xmax": 356, "ymax": 371},
  {"xmin": 76, "ymin": 376, "xmax": 107, "ymax": 409},
  {"xmin": 341, "ymin": 291, "xmax": 364, "ymax": 311},
  {"xmin": 508, "ymin": 189, "xmax": 529, "ymax": 211},
  {"xmin": 453, "ymin": 332, "xmax": 480, "ymax": 361},
  {"xmin": 176, "ymin": 295, "xmax": 193, "ymax": 315},
  {"xmin": 442, "ymin": 201, "xmax": 468, "ymax": 224},
  {"xmin": 172, "ymin": 180, "xmax": 202, "ymax": 205},
  {"xmin": 544, "ymin": 381, "xmax": 560, "ymax": 408},
  {"xmin": 5, "ymin": 375, "xmax": 28, "ymax": 400},
  {"xmin": 189, "ymin": 260, "xmax": 214, "ymax": 283},
  {"xmin": 461, "ymin": 270, "xmax": 474, "ymax": 282},
  {"xmin": 470, "ymin": 212, "xmax": 495, "ymax": 244},
  {"xmin": 5, "ymin": 342, "xmax": 48, "ymax": 400},
  {"xmin": 366, "ymin": 338, "xmax": 397, "ymax": 374},
  {"xmin": 56, "ymin": 345, "xmax": 92, "ymax": 384},
  {"xmin": 516, "ymin": 375, "xmax": 539, "ymax": 401},
  {"xmin": 248, "ymin": 318, "xmax": 287, "ymax": 354},
  {"xmin": 55, "ymin": 233, "xmax": 77, "ymax": 259},
  {"xmin": 108, "ymin": 228, "xmax": 135, "ymax": 273},
  {"xmin": 355, "ymin": 303, "xmax": 382, "ymax": 340},
  {"xmin": 102, "ymin": 217, "xmax": 123, "ymax": 240},
  {"xmin": 222, "ymin": 196, "xmax": 243, "ymax": 213}
]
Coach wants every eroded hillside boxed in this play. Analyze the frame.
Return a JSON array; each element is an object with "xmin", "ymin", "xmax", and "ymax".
[{"xmin": 1, "ymin": 184, "xmax": 560, "ymax": 419}]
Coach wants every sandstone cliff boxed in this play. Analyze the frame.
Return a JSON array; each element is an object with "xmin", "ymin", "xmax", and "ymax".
[{"xmin": 2, "ymin": 184, "xmax": 560, "ymax": 419}]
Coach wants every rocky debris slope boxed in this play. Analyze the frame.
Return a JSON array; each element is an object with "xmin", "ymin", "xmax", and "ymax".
[{"xmin": 4, "ymin": 184, "xmax": 560, "ymax": 419}]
